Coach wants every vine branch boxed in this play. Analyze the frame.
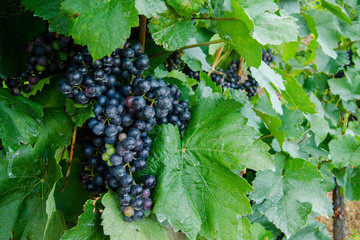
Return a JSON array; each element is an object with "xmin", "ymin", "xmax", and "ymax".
[
  {"xmin": 237, "ymin": 56, "xmax": 245, "ymax": 76},
  {"xmin": 62, "ymin": 126, "xmax": 77, "ymax": 192},
  {"xmin": 149, "ymin": 39, "xmax": 224, "ymax": 58},
  {"xmin": 208, "ymin": 46, "xmax": 224, "ymax": 76},
  {"xmin": 139, "ymin": 15, "xmax": 147, "ymax": 53},
  {"xmin": 192, "ymin": 17, "xmax": 236, "ymax": 21}
]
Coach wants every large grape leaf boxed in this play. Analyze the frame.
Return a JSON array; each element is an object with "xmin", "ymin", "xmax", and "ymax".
[
  {"xmin": 307, "ymin": 114, "xmax": 330, "ymax": 146},
  {"xmin": 166, "ymin": 0, "xmax": 206, "ymax": 17},
  {"xmin": 62, "ymin": 199, "xmax": 108, "ymax": 240},
  {"xmin": 316, "ymin": 49, "xmax": 350, "ymax": 74},
  {"xmin": 250, "ymin": 154, "xmax": 333, "ymax": 237},
  {"xmin": 148, "ymin": 10, "xmax": 196, "ymax": 51},
  {"xmin": 342, "ymin": 21, "xmax": 360, "ymax": 41},
  {"xmin": 143, "ymin": 83, "xmax": 274, "ymax": 239},
  {"xmin": 61, "ymin": 0, "xmax": 139, "ymax": 60},
  {"xmin": 135, "ymin": 0, "xmax": 167, "ymax": 18},
  {"xmin": 329, "ymin": 135, "xmax": 360, "ymax": 168},
  {"xmin": 0, "ymin": 0, "xmax": 46, "ymax": 77},
  {"xmin": 305, "ymin": 10, "xmax": 340, "ymax": 59},
  {"xmin": 101, "ymin": 191, "xmax": 168, "ymax": 240},
  {"xmin": 250, "ymin": 62, "xmax": 285, "ymax": 114},
  {"xmin": 0, "ymin": 81, "xmax": 73, "ymax": 240},
  {"xmin": 328, "ymin": 68, "xmax": 360, "ymax": 101},
  {"xmin": 336, "ymin": 166, "xmax": 360, "ymax": 201},
  {"xmin": 0, "ymin": 88, "xmax": 43, "ymax": 153}
]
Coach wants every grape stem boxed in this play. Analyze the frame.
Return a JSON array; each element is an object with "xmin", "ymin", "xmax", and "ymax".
[
  {"xmin": 237, "ymin": 56, "xmax": 245, "ymax": 76},
  {"xmin": 208, "ymin": 46, "xmax": 224, "ymax": 76},
  {"xmin": 139, "ymin": 15, "xmax": 147, "ymax": 53},
  {"xmin": 62, "ymin": 126, "xmax": 77, "ymax": 192},
  {"xmin": 149, "ymin": 39, "xmax": 224, "ymax": 58}
]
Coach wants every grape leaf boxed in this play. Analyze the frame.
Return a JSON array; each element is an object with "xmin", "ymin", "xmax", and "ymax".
[
  {"xmin": 61, "ymin": 0, "xmax": 139, "ymax": 60},
  {"xmin": 199, "ymin": 71, "xmax": 222, "ymax": 93},
  {"xmin": 65, "ymin": 99, "xmax": 94, "ymax": 127},
  {"xmin": 55, "ymin": 147, "xmax": 93, "ymax": 221},
  {"xmin": 251, "ymin": 12, "xmax": 298, "ymax": 46},
  {"xmin": 182, "ymin": 38, "xmax": 211, "ymax": 72},
  {"xmin": 338, "ymin": 166, "xmax": 360, "ymax": 201},
  {"xmin": 135, "ymin": 0, "xmax": 167, "ymax": 18},
  {"xmin": 251, "ymin": 222, "xmax": 273, "ymax": 240},
  {"xmin": 316, "ymin": 49, "xmax": 350, "ymax": 74},
  {"xmin": 217, "ymin": 12, "xmax": 261, "ymax": 68},
  {"xmin": 0, "ymin": 88, "xmax": 43, "ymax": 153},
  {"xmin": 328, "ymin": 68, "xmax": 360, "ymax": 101},
  {"xmin": 148, "ymin": 10, "xmax": 196, "ymax": 51},
  {"xmin": 62, "ymin": 199, "xmax": 108, "ymax": 240},
  {"xmin": 144, "ymin": 83, "xmax": 274, "ymax": 239},
  {"xmin": 250, "ymin": 155, "xmax": 333, "ymax": 237},
  {"xmin": 342, "ymin": 21, "xmax": 360, "ymax": 41},
  {"xmin": 278, "ymin": 107, "xmax": 304, "ymax": 141},
  {"xmin": 307, "ymin": 114, "xmax": 330, "ymax": 146},
  {"xmin": 329, "ymin": 135, "xmax": 360, "ymax": 168},
  {"xmin": 0, "ymin": 112, "xmax": 72, "ymax": 240},
  {"xmin": 22, "ymin": 75, "xmax": 52, "ymax": 98},
  {"xmin": 250, "ymin": 62, "xmax": 285, "ymax": 114},
  {"xmin": 288, "ymin": 220, "xmax": 332, "ymax": 240},
  {"xmin": 320, "ymin": 0, "xmax": 352, "ymax": 25},
  {"xmin": 0, "ymin": 0, "xmax": 46, "ymax": 77},
  {"xmin": 275, "ymin": 69, "xmax": 316, "ymax": 114},
  {"xmin": 101, "ymin": 190, "xmax": 168, "ymax": 240},
  {"xmin": 21, "ymin": 0, "xmax": 71, "ymax": 35},
  {"xmin": 166, "ymin": 0, "xmax": 206, "ymax": 17},
  {"xmin": 305, "ymin": 10, "xmax": 340, "ymax": 59}
]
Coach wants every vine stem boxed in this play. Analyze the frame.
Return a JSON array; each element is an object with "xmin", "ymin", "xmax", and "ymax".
[
  {"xmin": 333, "ymin": 180, "xmax": 346, "ymax": 240},
  {"xmin": 208, "ymin": 46, "xmax": 224, "ymax": 76},
  {"xmin": 149, "ymin": 39, "xmax": 224, "ymax": 58},
  {"xmin": 237, "ymin": 56, "xmax": 245, "ymax": 76},
  {"xmin": 62, "ymin": 126, "xmax": 77, "ymax": 192},
  {"xmin": 139, "ymin": 15, "xmax": 147, "ymax": 53}
]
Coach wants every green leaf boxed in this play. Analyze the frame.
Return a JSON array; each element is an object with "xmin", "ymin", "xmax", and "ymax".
[
  {"xmin": 275, "ymin": 69, "xmax": 316, "ymax": 114},
  {"xmin": 0, "ymin": 88, "xmax": 43, "ymax": 153},
  {"xmin": 61, "ymin": 0, "xmax": 139, "ymax": 60},
  {"xmin": 288, "ymin": 220, "xmax": 332, "ymax": 240},
  {"xmin": 342, "ymin": 21, "xmax": 360, "ymax": 41},
  {"xmin": 144, "ymin": 84, "xmax": 274, "ymax": 239},
  {"xmin": 308, "ymin": 114, "xmax": 330, "ymax": 146},
  {"xmin": 251, "ymin": 222, "xmax": 273, "ymax": 240},
  {"xmin": 250, "ymin": 62, "xmax": 285, "ymax": 114},
  {"xmin": 338, "ymin": 166, "xmax": 360, "ymax": 201},
  {"xmin": 329, "ymin": 135, "xmax": 360, "ymax": 168},
  {"xmin": 166, "ymin": 0, "xmax": 206, "ymax": 17},
  {"xmin": 217, "ymin": 13, "xmax": 261, "ymax": 68},
  {"xmin": 135, "ymin": 0, "xmax": 167, "ymax": 18},
  {"xmin": 251, "ymin": 12, "xmax": 298, "ymax": 46},
  {"xmin": 250, "ymin": 155, "xmax": 332, "ymax": 237},
  {"xmin": 62, "ymin": 199, "xmax": 108, "ymax": 240},
  {"xmin": 306, "ymin": 10, "xmax": 340, "ymax": 59},
  {"xmin": 21, "ymin": 0, "xmax": 71, "ymax": 35},
  {"xmin": 55, "ymin": 148, "xmax": 93, "ymax": 221},
  {"xmin": 22, "ymin": 75, "xmax": 52, "ymax": 98},
  {"xmin": 254, "ymin": 109, "xmax": 285, "ymax": 148},
  {"xmin": 148, "ymin": 11, "xmax": 196, "ymax": 50},
  {"xmin": 0, "ymin": 0, "xmax": 46, "ymax": 77},
  {"xmin": 65, "ymin": 99, "xmax": 94, "ymax": 127},
  {"xmin": 316, "ymin": 49, "xmax": 350, "ymax": 74},
  {"xmin": 101, "ymin": 191, "xmax": 168, "ymax": 240},
  {"xmin": 320, "ymin": 0, "xmax": 352, "ymax": 25},
  {"xmin": 278, "ymin": 107, "xmax": 304, "ymax": 141},
  {"xmin": 163, "ymin": 70, "xmax": 197, "ymax": 102},
  {"xmin": 199, "ymin": 71, "xmax": 222, "ymax": 93},
  {"xmin": 328, "ymin": 68, "xmax": 360, "ymax": 101},
  {"xmin": 182, "ymin": 38, "xmax": 211, "ymax": 71}
]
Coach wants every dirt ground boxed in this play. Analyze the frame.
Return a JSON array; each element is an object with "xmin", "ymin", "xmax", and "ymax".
[{"xmin": 317, "ymin": 193, "xmax": 360, "ymax": 238}]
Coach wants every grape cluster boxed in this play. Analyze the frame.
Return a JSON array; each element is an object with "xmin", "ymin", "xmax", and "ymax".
[
  {"xmin": 183, "ymin": 65, "xmax": 200, "ymax": 80},
  {"xmin": 210, "ymin": 60, "xmax": 243, "ymax": 90},
  {"xmin": 243, "ymin": 74, "xmax": 259, "ymax": 98},
  {"xmin": 334, "ymin": 50, "xmax": 355, "ymax": 78},
  {"xmin": 59, "ymin": 42, "xmax": 149, "ymax": 104},
  {"xmin": 164, "ymin": 52, "xmax": 181, "ymax": 71},
  {"xmin": 262, "ymin": 49, "xmax": 273, "ymax": 66},
  {"xmin": 5, "ymin": 32, "xmax": 75, "ymax": 95}
]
